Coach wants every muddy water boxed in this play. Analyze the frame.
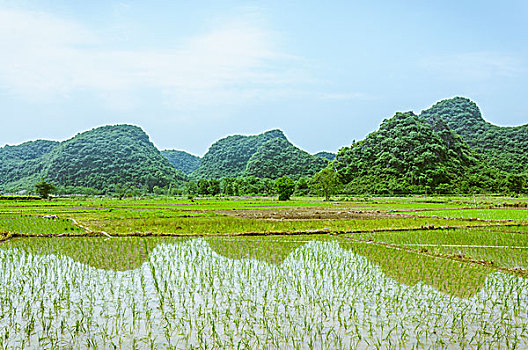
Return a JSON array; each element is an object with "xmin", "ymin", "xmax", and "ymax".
[{"xmin": 0, "ymin": 236, "xmax": 527, "ymax": 349}]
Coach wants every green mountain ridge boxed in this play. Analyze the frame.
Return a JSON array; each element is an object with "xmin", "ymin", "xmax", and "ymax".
[
  {"xmin": 1, "ymin": 125, "xmax": 187, "ymax": 192},
  {"xmin": 0, "ymin": 140, "xmax": 60, "ymax": 191},
  {"xmin": 314, "ymin": 151, "xmax": 336, "ymax": 161},
  {"xmin": 334, "ymin": 99, "xmax": 527, "ymax": 194},
  {"xmin": 161, "ymin": 150, "xmax": 201, "ymax": 174},
  {"xmin": 419, "ymin": 97, "xmax": 528, "ymax": 173},
  {"xmin": 245, "ymin": 137, "xmax": 328, "ymax": 179},
  {"xmin": 1, "ymin": 140, "xmax": 59, "ymax": 160},
  {"xmin": 192, "ymin": 129, "xmax": 328, "ymax": 180},
  {"xmin": 334, "ymin": 111, "xmax": 481, "ymax": 194},
  {"xmin": 191, "ymin": 129, "xmax": 287, "ymax": 179},
  {"xmin": 1, "ymin": 96, "xmax": 526, "ymax": 195}
]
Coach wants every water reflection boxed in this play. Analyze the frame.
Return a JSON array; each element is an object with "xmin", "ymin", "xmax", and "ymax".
[
  {"xmin": 0, "ymin": 238, "xmax": 526, "ymax": 349},
  {"xmin": 1, "ymin": 236, "xmax": 183, "ymax": 271},
  {"xmin": 2, "ymin": 235, "xmax": 490, "ymax": 297},
  {"xmin": 339, "ymin": 242, "xmax": 489, "ymax": 298},
  {"xmin": 207, "ymin": 237, "xmax": 305, "ymax": 265},
  {"xmin": 1, "ymin": 236, "xmax": 305, "ymax": 270}
]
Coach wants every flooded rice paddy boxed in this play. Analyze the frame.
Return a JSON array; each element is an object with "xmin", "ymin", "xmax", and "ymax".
[{"xmin": 1, "ymin": 236, "xmax": 527, "ymax": 349}]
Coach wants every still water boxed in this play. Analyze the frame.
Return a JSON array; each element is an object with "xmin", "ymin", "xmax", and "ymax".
[{"xmin": 0, "ymin": 236, "xmax": 527, "ymax": 349}]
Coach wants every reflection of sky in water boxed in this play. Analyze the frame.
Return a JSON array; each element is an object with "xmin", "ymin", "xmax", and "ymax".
[{"xmin": 0, "ymin": 239, "xmax": 527, "ymax": 349}]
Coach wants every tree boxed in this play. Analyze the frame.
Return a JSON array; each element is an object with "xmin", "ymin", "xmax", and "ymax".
[
  {"xmin": 275, "ymin": 176, "xmax": 295, "ymax": 201},
  {"xmin": 35, "ymin": 179, "xmax": 56, "ymax": 199},
  {"xmin": 295, "ymin": 177, "xmax": 310, "ymax": 196},
  {"xmin": 153, "ymin": 185, "xmax": 165, "ymax": 196},
  {"xmin": 312, "ymin": 168, "xmax": 339, "ymax": 200},
  {"xmin": 207, "ymin": 179, "xmax": 221, "ymax": 196},
  {"xmin": 183, "ymin": 181, "xmax": 197, "ymax": 196},
  {"xmin": 114, "ymin": 183, "xmax": 130, "ymax": 199},
  {"xmin": 504, "ymin": 173, "xmax": 527, "ymax": 194},
  {"xmin": 221, "ymin": 178, "xmax": 238, "ymax": 196},
  {"xmin": 197, "ymin": 179, "xmax": 210, "ymax": 195}
]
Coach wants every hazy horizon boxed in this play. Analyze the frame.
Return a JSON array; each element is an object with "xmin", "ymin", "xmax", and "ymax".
[{"xmin": 1, "ymin": 1, "xmax": 527, "ymax": 155}]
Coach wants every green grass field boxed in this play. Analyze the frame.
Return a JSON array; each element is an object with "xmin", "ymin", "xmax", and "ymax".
[
  {"xmin": 0, "ymin": 196, "xmax": 527, "ymax": 348},
  {"xmin": 3, "ymin": 196, "xmax": 523, "ymax": 235},
  {"xmin": 413, "ymin": 208, "xmax": 528, "ymax": 221}
]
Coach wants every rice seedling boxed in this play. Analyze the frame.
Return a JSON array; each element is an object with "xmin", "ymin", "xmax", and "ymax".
[
  {"xmin": 60, "ymin": 210, "xmax": 483, "ymax": 236},
  {"xmin": 350, "ymin": 227, "xmax": 528, "ymax": 248},
  {"xmin": 0, "ymin": 236, "xmax": 526, "ymax": 349},
  {"xmin": 349, "ymin": 227, "xmax": 528, "ymax": 270},
  {"xmin": 0, "ymin": 196, "xmax": 526, "ymax": 348},
  {"xmin": 0, "ymin": 197, "xmax": 493, "ymax": 236},
  {"xmin": 0, "ymin": 214, "xmax": 83, "ymax": 235},
  {"xmin": 413, "ymin": 208, "xmax": 528, "ymax": 222},
  {"xmin": 430, "ymin": 246, "xmax": 528, "ymax": 270}
]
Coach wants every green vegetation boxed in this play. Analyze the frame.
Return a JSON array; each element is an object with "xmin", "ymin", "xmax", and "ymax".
[
  {"xmin": 420, "ymin": 97, "xmax": 528, "ymax": 174},
  {"xmin": 339, "ymin": 240, "xmax": 490, "ymax": 298},
  {"xmin": 161, "ymin": 149, "xmax": 201, "ymax": 174},
  {"xmin": 245, "ymin": 137, "xmax": 327, "ymax": 179},
  {"xmin": 0, "ymin": 236, "xmax": 526, "ymax": 348},
  {"xmin": 0, "ymin": 196, "xmax": 527, "ymax": 348},
  {"xmin": 275, "ymin": 176, "xmax": 295, "ymax": 200},
  {"xmin": 0, "ymin": 139, "xmax": 59, "ymax": 161},
  {"xmin": 0, "ymin": 139, "xmax": 59, "ymax": 193},
  {"xmin": 415, "ymin": 208, "xmax": 528, "ymax": 221},
  {"xmin": 0, "ymin": 214, "xmax": 82, "ymax": 235},
  {"xmin": 333, "ymin": 110, "xmax": 527, "ymax": 195},
  {"xmin": 42, "ymin": 125, "xmax": 187, "ymax": 192},
  {"xmin": 334, "ymin": 112, "xmax": 479, "ymax": 194},
  {"xmin": 196, "ymin": 178, "xmax": 221, "ymax": 196},
  {"xmin": 191, "ymin": 129, "xmax": 327, "ymax": 181},
  {"xmin": 2, "ymin": 236, "xmax": 183, "ymax": 270},
  {"xmin": 312, "ymin": 168, "xmax": 340, "ymax": 200},
  {"xmin": 314, "ymin": 151, "xmax": 336, "ymax": 161},
  {"xmin": 2, "ymin": 93, "xmax": 528, "ymax": 346},
  {"xmin": 207, "ymin": 236, "xmax": 303, "ymax": 265},
  {"xmin": 192, "ymin": 129, "xmax": 286, "ymax": 179},
  {"xmin": 0, "ymin": 197, "xmax": 496, "ymax": 236},
  {"xmin": 34, "ymin": 179, "xmax": 55, "ymax": 199},
  {"xmin": 220, "ymin": 176, "xmax": 276, "ymax": 196},
  {"xmin": 2, "ymin": 97, "xmax": 527, "ymax": 197},
  {"xmin": 57, "ymin": 213, "xmax": 482, "ymax": 236},
  {"xmin": 352, "ymin": 228, "xmax": 528, "ymax": 248},
  {"xmin": 0, "ymin": 125, "xmax": 187, "ymax": 194},
  {"xmin": 350, "ymin": 227, "xmax": 528, "ymax": 270}
]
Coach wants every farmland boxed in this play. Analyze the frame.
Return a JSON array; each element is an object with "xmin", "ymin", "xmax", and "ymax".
[{"xmin": 0, "ymin": 195, "xmax": 527, "ymax": 348}]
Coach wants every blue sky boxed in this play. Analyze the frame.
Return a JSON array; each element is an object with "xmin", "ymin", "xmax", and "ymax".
[{"xmin": 1, "ymin": 0, "xmax": 527, "ymax": 155}]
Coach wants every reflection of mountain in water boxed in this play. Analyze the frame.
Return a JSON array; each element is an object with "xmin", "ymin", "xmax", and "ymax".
[
  {"xmin": 1, "ymin": 237, "xmax": 187, "ymax": 271},
  {"xmin": 1, "ymin": 236, "xmax": 491, "ymax": 297},
  {"xmin": 339, "ymin": 242, "xmax": 489, "ymax": 298},
  {"xmin": 0, "ymin": 236, "xmax": 303, "ymax": 270},
  {"xmin": 207, "ymin": 237, "xmax": 304, "ymax": 265},
  {"xmin": 1, "ymin": 239, "xmax": 526, "ymax": 349}
]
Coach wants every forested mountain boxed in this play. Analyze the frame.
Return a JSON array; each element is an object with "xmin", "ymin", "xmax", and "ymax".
[
  {"xmin": 191, "ymin": 129, "xmax": 287, "ymax": 179},
  {"xmin": 0, "ymin": 140, "xmax": 59, "ymax": 160},
  {"xmin": 245, "ymin": 138, "xmax": 328, "ymax": 179},
  {"xmin": 314, "ymin": 151, "xmax": 336, "ymax": 161},
  {"xmin": 192, "ymin": 129, "xmax": 328, "ymax": 180},
  {"xmin": 420, "ymin": 97, "xmax": 528, "ymax": 173},
  {"xmin": 42, "ymin": 125, "xmax": 187, "ymax": 191},
  {"xmin": 161, "ymin": 150, "xmax": 201, "ymax": 174},
  {"xmin": 0, "ymin": 140, "xmax": 59, "ymax": 191},
  {"xmin": 334, "ymin": 112, "xmax": 481, "ymax": 194},
  {"xmin": 0, "ymin": 125, "xmax": 187, "ymax": 193},
  {"xmin": 1, "ymin": 96, "xmax": 526, "ymax": 195}
]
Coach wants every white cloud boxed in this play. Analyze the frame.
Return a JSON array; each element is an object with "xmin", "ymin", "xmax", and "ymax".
[
  {"xmin": 421, "ymin": 52, "xmax": 524, "ymax": 81},
  {"xmin": 0, "ymin": 7, "xmax": 306, "ymax": 110}
]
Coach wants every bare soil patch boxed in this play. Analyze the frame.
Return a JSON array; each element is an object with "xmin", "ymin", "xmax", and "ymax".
[{"xmin": 218, "ymin": 207, "xmax": 408, "ymax": 221}]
